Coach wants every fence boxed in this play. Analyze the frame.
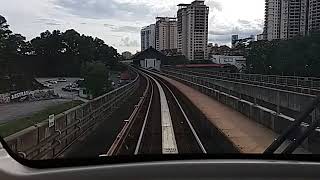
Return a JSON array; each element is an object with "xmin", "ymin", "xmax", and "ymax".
[
  {"xmin": 4, "ymin": 70, "xmax": 140, "ymax": 160},
  {"xmin": 167, "ymin": 67, "xmax": 320, "ymax": 95},
  {"xmin": 0, "ymin": 89, "xmax": 56, "ymax": 104},
  {"xmin": 184, "ymin": 68, "xmax": 320, "ymax": 89}
]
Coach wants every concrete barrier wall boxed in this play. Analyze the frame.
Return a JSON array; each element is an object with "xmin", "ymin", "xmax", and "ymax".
[
  {"xmin": 174, "ymin": 68, "xmax": 320, "ymax": 96},
  {"xmin": 190, "ymin": 68, "xmax": 320, "ymax": 89},
  {"xmin": 4, "ymin": 72, "xmax": 140, "ymax": 160},
  {"xmin": 165, "ymin": 69, "xmax": 320, "ymax": 120},
  {"xmin": 162, "ymin": 69, "xmax": 320, "ymax": 153}
]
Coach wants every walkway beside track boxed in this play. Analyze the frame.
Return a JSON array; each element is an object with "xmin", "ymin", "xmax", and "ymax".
[{"xmin": 155, "ymin": 73, "xmax": 309, "ymax": 153}]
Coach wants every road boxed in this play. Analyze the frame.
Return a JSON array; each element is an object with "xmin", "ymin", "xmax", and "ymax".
[{"xmin": 0, "ymin": 99, "xmax": 71, "ymax": 124}]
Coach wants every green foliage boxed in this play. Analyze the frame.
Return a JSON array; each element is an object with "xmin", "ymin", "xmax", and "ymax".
[
  {"xmin": 30, "ymin": 29, "xmax": 120, "ymax": 77},
  {"xmin": 81, "ymin": 62, "xmax": 110, "ymax": 97},
  {"xmin": 0, "ymin": 14, "xmax": 122, "ymax": 92},
  {"xmin": 246, "ymin": 32, "xmax": 320, "ymax": 76}
]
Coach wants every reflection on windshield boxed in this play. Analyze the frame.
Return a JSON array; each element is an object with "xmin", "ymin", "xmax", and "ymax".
[{"xmin": 0, "ymin": 0, "xmax": 320, "ymax": 161}]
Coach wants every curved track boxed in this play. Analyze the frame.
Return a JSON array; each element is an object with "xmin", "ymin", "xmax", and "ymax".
[{"xmin": 106, "ymin": 68, "xmax": 207, "ymax": 155}]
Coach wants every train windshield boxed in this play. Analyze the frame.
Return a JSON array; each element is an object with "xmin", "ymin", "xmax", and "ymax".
[{"xmin": 0, "ymin": 0, "xmax": 320, "ymax": 166}]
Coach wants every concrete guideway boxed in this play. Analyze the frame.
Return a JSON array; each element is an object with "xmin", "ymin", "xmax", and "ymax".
[
  {"xmin": 146, "ymin": 74, "xmax": 178, "ymax": 154},
  {"xmin": 108, "ymin": 68, "xmax": 208, "ymax": 155},
  {"xmin": 154, "ymin": 71, "xmax": 309, "ymax": 154}
]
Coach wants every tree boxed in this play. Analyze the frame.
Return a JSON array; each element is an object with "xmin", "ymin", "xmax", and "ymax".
[
  {"xmin": 246, "ymin": 32, "xmax": 320, "ymax": 76},
  {"xmin": 81, "ymin": 62, "xmax": 110, "ymax": 97},
  {"xmin": 1, "ymin": 14, "xmax": 122, "ymax": 92},
  {"xmin": 29, "ymin": 29, "xmax": 121, "ymax": 77}
]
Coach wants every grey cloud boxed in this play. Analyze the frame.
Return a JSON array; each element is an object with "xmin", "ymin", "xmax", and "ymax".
[
  {"xmin": 103, "ymin": 23, "xmax": 114, "ymax": 27},
  {"xmin": 54, "ymin": 0, "xmax": 152, "ymax": 21},
  {"xmin": 209, "ymin": 35, "xmax": 230, "ymax": 45},
  {"xmin": 120, "ymin": 37, "xmax": 139, "ymax": 47},
  {"xmin": 208, "ymin": 23, "xmax": 262, "ymax": 45},
  {"xmin": 206, "ymin": 0, "xmax": 223, "ymax": 11},
  {"xmin": 238, "ymin": 19, "xmax": 250, "ymax": 25},
  {"xmin": 110, "ymin": 25, "xmax": 140, "ymax": 33},
  {"xmin": 209, "ymin": 26, "xmax": 261, "ymax": 36},
  {"xmin": 45, "ymin": 22, "xmax": 61, "ymax": 26},
  {"xmin": 34, "ymin": 18, "xmax": 62, "ymax": 25}
]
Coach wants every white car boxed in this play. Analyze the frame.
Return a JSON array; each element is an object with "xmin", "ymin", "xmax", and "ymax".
[
  {"xmin": 58, "ymin": 78, "xmax": 67, "ymax": 82},
  {"xmin": 49, "ymin": 80, "xmax": 58, "ymax": 84},
  {"xmin": 43, "ymin": 83, "xmax": 52, "ymax": 88}
]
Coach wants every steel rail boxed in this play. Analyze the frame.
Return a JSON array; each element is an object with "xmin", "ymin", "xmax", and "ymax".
[
  {"xmin": 134, "ymin": 72, "xmax": 154, "ymax": 155},
  {"xmin": 145, "ymin": 70, "xmax": 207, "ymax": 154},
  {"xmin": 106, "ymin": 71, "xmax": 151, "ymax": 156}
]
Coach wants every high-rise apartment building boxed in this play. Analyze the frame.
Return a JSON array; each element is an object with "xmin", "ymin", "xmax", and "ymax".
[
  {"xmin": 155, "ymin": 17, "xmax": 178, "ymax": 51},
  {"xmin": 263, "ymin": 0, "xmax": 320, "ymax": 41},
  {"xmin": 177, "ymin": 0, "xmax": 209, "ymax": 61},
  {"xmin": 308, "ymin": 0, "xmax": 320, "ymax": 33},
  {"xmin": 231, "ymin": 35, "xmax": 239, "ymax": 48},
  {"xmin": 280, "ymin": 0, "xmax": 308, "ymax": 39},
  {"xmin": 141, "ymin": 24, "xmax": 155, "ymax": 51}
]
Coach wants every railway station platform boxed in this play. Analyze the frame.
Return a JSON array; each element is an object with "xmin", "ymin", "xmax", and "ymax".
[{"xmin": 157, "ymin": 73, "xmax": 309, "ymax": 154}]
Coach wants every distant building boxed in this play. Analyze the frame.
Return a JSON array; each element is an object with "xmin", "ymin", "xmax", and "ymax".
[
  {"xmin": 210, "ymin": 55, "xmax": 246, "ymax": 70},
  {"xmin": 263, "ymin": 0, "xmax": 320, "ymax": 40},
  {"xmin": 141, "ymin": 24, "xmax": 156, "ymax": 51},
  {"xmin": 155, "ymin": 17, "xmax": 178, "ymax": 52},
  {"xmin": 177, "ymin": 0, "xmax": 209, "ymax": 61},
  {"xmin": 122, "ymin": 51, "xmax": 132, "ymax": 59},
  {"xmin": 132, "ymin": 47, "xmax": 167, "ymax": 71},
  {"xmin": 231, "ymin": 35, "xmax": 239, "ymax": 48},
  {"xmin": 257, "ymin": 34, "xmax": 265, "ymax": 41},
  {"xmin": 308, "ymin": 0, "xmax": 320, "ymax": 33},
  {"xmin": 232, "ymin": 35, "xmax": 255, "ymax": 47},
  {"xmin": 208, "ymin": 45, "xmax": 231, "ymax": 56}
]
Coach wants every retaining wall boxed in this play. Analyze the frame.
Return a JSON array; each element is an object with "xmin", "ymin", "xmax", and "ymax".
[{"xmin": 4, "ymin": 72, "xmax": 140, "ymax": 160}]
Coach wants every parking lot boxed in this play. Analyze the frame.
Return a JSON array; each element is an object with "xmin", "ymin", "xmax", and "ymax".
[
  {"xmin": 36, "ymin": 78, "xmax": 81, "ymax": 99},
  {"xmin": 0, "ymin": 78, "xmax": 84, "ymax": 124}
]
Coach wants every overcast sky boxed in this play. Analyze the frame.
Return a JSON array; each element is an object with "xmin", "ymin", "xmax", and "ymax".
[{"xmin": 0, "ymin": 0, "xmax": 265, "ymax": 54}]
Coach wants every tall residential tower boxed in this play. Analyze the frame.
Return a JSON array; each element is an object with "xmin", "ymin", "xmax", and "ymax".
[
  {"xmin": 141, "ymin": 24, "xmax": 156, "ymax": 51},
  {"xmin": 263, "ymin": 0, "xmax": 320, "ymax": 41},
  {"xmin": 308, "ymin": 0, "xmax": 320, "ymax": 33},
  {"xmin": 177, "ymin": 0, "xmax": 209, "ymax": 61},
  {"xmin": 155, "ymin": 17, "xmax": 178, "ymax": 51}
]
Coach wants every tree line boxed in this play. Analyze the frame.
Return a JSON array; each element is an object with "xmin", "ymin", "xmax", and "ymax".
[
  {"xmin": 0, "ymin": 15, "xmax": 122, "ymax": 94},
  {"xmin": 0, "ymin": 15, "xmax": 121, "ymax": 78},
  {"xmin": 246, "ymin": 32, "xmax": 320, "ymax": 77}
]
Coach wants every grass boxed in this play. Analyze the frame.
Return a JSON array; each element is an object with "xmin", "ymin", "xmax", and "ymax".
[{"xmin": 0, "ymin": 100, "xmax": 83, "ymax": 138}]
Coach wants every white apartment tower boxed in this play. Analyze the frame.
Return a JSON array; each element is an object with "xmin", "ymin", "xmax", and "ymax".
[
  {"xmin": 280, "ymin": 0, "xmax": 308, "ymax": 39},
  {"xmin": 264, "ymin": 0, "xmax": 281, "ymax": 40},
  {"xmin": 263, "ymin": 0, "xmax": 320, "ymax": 40},
  {"xmin": 177, "ymin": 0, "xmax": 209, "ymax": 61},
  {"xmin": 155, "ymin": 17, "xmax": 178, "ymax": 51},
  {"xmin": 308, "ymin": 0, "xmax": 320, "ymax": 33},
  {"xmin": 141, "ymin": 24, "xmax": 156, "ymax": 51}
]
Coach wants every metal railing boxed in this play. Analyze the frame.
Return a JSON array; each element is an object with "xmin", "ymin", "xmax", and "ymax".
[
  {"xmin": 172, "ymin": 67, "xmax": 320, "ymax": 90},
  {"xmin": 160, "ymin": 68, "xmax": 320, "ymax": 153}
]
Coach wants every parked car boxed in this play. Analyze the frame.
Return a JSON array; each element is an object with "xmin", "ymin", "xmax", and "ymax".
[
  {"xmin": 49, "ymin": 80, "xmax": 58, "ymax": 84},
  {"xmin": 57, "ymin": 78, "xmax": 67, "ymax": 82},
  {"xmin": 62, "ymin": 86, "xmax": 72, "ymax": 92},
  {"xmin": 43, "ymin": 83, "xmax": 52, "ymax": 88}
]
